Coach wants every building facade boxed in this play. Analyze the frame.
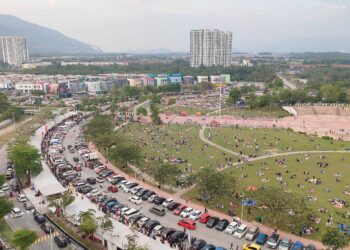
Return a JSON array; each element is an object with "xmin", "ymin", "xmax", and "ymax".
[
  {"xmin": 0, "ymin": 36, "xmax": 29, "ymax": 65},
  {"xmin": 190, "ymin": 29, "xmax": 232, "ymax": 68}
]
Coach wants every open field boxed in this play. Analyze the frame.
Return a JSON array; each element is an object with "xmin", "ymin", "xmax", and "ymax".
[
  {"xmin": 160, "ymin": 105, "xmax": 213, "ymax": 115},
  {"xmin": 204, "ymin": 126, "xmax": 350, "ymax": 157},
  {"xmin": 119, "ymin": 123, "xmax": 235, "ymax": 179},
  {"xmin": 184, "ymin": 152, "xmax": 350, "ymax": 240},
  {"xmin": 217, "ymin": 106, "xmax": 289, "ymax": 118}
]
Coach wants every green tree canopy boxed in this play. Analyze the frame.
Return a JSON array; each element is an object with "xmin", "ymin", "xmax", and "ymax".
[
  {"xmin": 0, "ymin": 198, "xmax": 13, "ymax": 218},
  {"xmin": 78, "ymin": 209, "xmax": 98, "ymax": 237},
  {"xmin": 322, "ymin": 228, "xmax": 350, "ymax": 250},
  {"xmin": 12, "ymin": 229, "xmax": 38, "ymax": 250}
]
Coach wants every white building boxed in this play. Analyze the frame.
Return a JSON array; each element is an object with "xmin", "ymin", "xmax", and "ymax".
[
  {"xmin": 85, "ymin": 77, "xmax": 102, "ymax": 95},
  {"xmin": 197, "ymin": 76, "xmax": 209, "ymax": 84},
  {"xmin": 0, "ymin": 36, "xmax": 29, "ymax": 65},
  {"xmin": 190, "ymin": 29, "xmax": 232, "ymax": 68}
]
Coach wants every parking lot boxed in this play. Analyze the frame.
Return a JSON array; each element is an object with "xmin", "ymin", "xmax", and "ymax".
[{"xmin": 62, "ymin": 124, "xmax": 274, "ymax": 250}]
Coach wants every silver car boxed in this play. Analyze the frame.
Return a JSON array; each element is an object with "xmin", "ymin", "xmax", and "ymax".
[{"xmin": 278, "ymin": 238, "xmax": 292, "ymax": 250}]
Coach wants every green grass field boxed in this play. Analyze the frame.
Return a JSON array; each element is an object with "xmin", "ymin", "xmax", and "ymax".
[
  {"xmin": 184, "ymin": 152, "xmax": 350, "ymax": 240},
  {"xmin": 160, "ymin": 105, "xmax": 213, "ymax": 115},
  {"xmin": 205, "ymin": 127, "xmax": 350, "ymax": 157},
  {"xmin": 217, "ymin": 106, "xmax": 289, "ymax": 118},
  {"xmin": 119, "ymin": 123, "xmax": 235, "ymax": 177}
]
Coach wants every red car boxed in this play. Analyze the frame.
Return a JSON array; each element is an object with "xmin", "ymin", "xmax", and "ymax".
[
  {"xmin": 199, "ymin": 213, "xmax": 211, "ymax": 223},
  {"xmin": 107, "ymin": 185, "xmax": 118, "ymax": 193},
  {"xmin": 178, "ymin": 219, "xmax": 196, "ymax": 230},
  {"xmin": 73, "ymin": 164, "xmax": 82, "ymax": 172},
  {"xmin": 173, "ymin": 205, "xmax": 187, "ymax": 216}
]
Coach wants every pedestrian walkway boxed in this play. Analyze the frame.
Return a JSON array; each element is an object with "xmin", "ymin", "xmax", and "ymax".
[
  {"xmin": 88, "ymin": 142, "xmax": 325, "ymax": 249},
  {"xmin": 33, "ymin": 231, "xmax": 60, "ymax": 244}
]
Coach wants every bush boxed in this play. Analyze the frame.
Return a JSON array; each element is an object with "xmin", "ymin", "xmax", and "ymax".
[{"xmin": 322, "ymin": 136, "xmax": 334, "ymax": 141}]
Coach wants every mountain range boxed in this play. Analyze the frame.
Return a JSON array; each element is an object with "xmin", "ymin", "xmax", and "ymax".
[{"xmin": 0, "ymin": 14, "xmax": 102, "ymax": 55}]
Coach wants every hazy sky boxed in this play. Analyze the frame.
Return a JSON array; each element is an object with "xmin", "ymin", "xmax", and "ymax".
[{"xmin": 1, "ymin": 0, "xmax": 350, "ymax": 52}]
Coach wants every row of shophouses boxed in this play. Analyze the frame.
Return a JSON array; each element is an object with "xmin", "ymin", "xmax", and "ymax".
[{"xmin": 0, "ymin": 73, "xmax": 231, "ymax": 97}]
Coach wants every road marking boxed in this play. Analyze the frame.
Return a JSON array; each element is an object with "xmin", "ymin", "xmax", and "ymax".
[{"xmin": 33, "ymin": 231, "xmax": 60, "ymax": 244}]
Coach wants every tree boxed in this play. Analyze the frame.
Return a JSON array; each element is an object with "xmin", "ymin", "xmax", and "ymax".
[
  {"xmin": 150, "ymin": 105, "xmax": 162, "ymax": 125},
  {"xmin": 85, "ymin": 115, "xmax": 114, "ymax": 139},
  {"xmin": 110, "ymin": 142, "xmax": 141, "ymax": 169},
  {"xmin": 12, "ymin": 229, "xmax": 38, "ymax": 250},
  {"xmin": 322, "ymin": 228, "xmax": 350, "ymax": 250},
  {"xmin": 99, "ymin": 215, "xmax": 113, "ymax": 233},
  {"xmin": 152, "ymin": 164, "xmax": 181, "ymax": 188},
  {"xmin": 78, "ymin": 209, "xmax": 98, "ymax": 239},
  {"xmin": 123, "ymin": 234, "xmax": 150, "ymax": 250},
  {"xmin": 249, "ymin": 186, "xmax": 312, "ymax": 233},
  {"xmin": 0, "ymin": 198, "xmax": 13, "ymax": 218},
  {"xmin": 8, "ymin": 142, "xmax": 42, "ymax": 182},
  {"xmin": 47, "ymin": 191, "xmax": 75, "ymax": 217},
  {"xmin": 227, "ymin": 89, "xmax": 241, "ymax": 106}
]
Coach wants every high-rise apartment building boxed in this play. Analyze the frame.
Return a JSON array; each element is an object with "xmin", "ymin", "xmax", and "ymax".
[
  {"xmin": 190, "ymin": 29, "xmax": 232, "ymax": 68},
  {"xmin": 0, "ymin": 36, "xmax": 29, "ymax": 65}
]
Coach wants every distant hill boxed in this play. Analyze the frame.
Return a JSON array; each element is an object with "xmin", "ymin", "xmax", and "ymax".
[{"xmin": 0, "ymin": 14, "xmax": 102, "ymax": 55}]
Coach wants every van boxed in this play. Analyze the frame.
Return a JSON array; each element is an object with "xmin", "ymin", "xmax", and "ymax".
[
  {"xmin": 149, "ymin": 206, "xmax": 166, "ymax": 216},
  {"xmin": 11, "ymin": 207, "xmax": 23, "ymax": 218}
]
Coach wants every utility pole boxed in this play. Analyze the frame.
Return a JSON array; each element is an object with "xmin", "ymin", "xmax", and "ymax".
[{"xmin": 219, "ymin": 84, "xmax": 222, "ymax": 118}]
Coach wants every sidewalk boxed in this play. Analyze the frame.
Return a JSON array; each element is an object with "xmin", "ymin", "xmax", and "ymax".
[{"xmin": 88, "ymin": 141, "xmax": 325, "ymax": 250}]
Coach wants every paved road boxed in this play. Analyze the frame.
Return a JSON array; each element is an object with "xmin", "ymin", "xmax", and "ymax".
[{"xmin": 277, "ymin": 74, "xmax": 297, "ymax": 90}]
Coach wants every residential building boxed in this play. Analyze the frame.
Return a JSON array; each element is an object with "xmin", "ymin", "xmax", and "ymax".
[
  {"xmin": 169, "ymin": 74, "xmax": 182, "ymax": 84},
  {"xmin": 190, "ymin": 29, "xmax": 232, "ymax": 68},
  {"xmin": 0, "ymin": 36, "xmax": 29, "ymax": 65},
  {"xmin": 155, "ymin": 74, "xmax": 168, "ymax": 86},
  {"xmin": 85, "ymin": 77, "xmax": 103, "ymax": 95},
  {"xmin": 210, "ymin": 75, "xmax": 222, "ymax": 84},
  {"xmin": 197, "ymin": 76, "xmax": 209, "ymax": 84},
  {"xmin": 183, "ymin": 76, "xmax": 195, "ymax": 84}
]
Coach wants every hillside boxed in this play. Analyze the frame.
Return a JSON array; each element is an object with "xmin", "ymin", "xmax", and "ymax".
[{"xmin": 0, "ymin": 14, "xmax": 102, "ymax": 54}]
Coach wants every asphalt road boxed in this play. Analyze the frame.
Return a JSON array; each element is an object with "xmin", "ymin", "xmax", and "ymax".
[{"xmin": 63, "ymin": 125, "xmax": 271, "ymax": 250}]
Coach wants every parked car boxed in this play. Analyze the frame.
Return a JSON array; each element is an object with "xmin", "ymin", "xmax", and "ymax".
[
  {"xmin": 202, "ymin": 245, "xmax": 216, "ymax": 250},
  {"xmin": 167, "ymin": 202, "xmax": 181, "ymax": 211},
  {"xmin": 191, "ymin": 239, "xmax": 207, "ymax": 250},
  {"xmin": 23, "ymin": 202, "xmax": 34, "ymax": 210},
  {"xmin": 215, "ymin": 219, "xmax": 229, "ymax": 231},
  {"xmin": 41, "ymin": 223, "xmax": 55, "ymax": 234},
  {"xmin": 142, "ymin": 191, "xmax": 155, "ymax": 200},
  {"xmin": 129, "ymin": 214, "xmax": 144, "ymax": 225},
  {"xmin": 123, "ymin": 183, "xmax": 138, "ymax": 192},
  {"xmin": 152, "ymin": 225, "xmax": 165, "ymax": 236},
  {"xmin": 189, "ymin": 210, "xmax": 202, "ymax": 221},
  {"xmin": 149, "ymin": 206, "xmax": 166, "ymax": 216},
  {"xmin": 34, "ymin": 213, "xmax": 46, "ymax": 224},
  {"xmin": 225, "ymin": 221, "xmax": 239, "ymax": 234},
  {"xmin": 129, "ymin": 196, "xmax": 143, "ymax": 205},
  {"xmin": 168, "ymin": 231, "xmax": 187, "ymax": 244},
  {"xmin": 246, "ymin": 226, "xmax": 260, "ymax": 241},
  {"xmin": 180, "ymin": 207, "xmax": 194, "ymax": 218},
  {"xmin": 161, "ymin": 228, "xmax": 177, "ymax": 240},
  {"xmin": 108, "ymin": 185, "xmax": 118, "ymax": 193},
  {"xmin": 178, "ymin": 219, "xmax": 196, "ymax": 230},
  {"xmin": 234, "ymin": 224, "xmax": 248, "ymax": 238},
  {"xmin": 291, "ymin": 241, "xmax": 303, "ymax": 250},
  {"xmin": 305, "ymin": 244, "xmax": 316, "ymax": 250},
  {"xmin": 162, "ymin": 198, "xmax": 174, "ymax": 207},
  {"xmin": 143, "ymin": 220, "xmax": 160, "ymax": 233},
  {"xmin": 137, "ymin": 217, "xmax": 150, "ymax": 227},
  {"xmin": 154, "ymin": 196, "xmax": 166, "ymax": 205},
  {"xmin": 136, "ymin": 189, "xmax": 148, "ymax": 197},
  {"xmin": 86, "ymin": 177, "xmax": 96, "ymax": 185},
  {"xmin": 256, "ymin": 233, "xmax": 268, "ymax": 245},
  {"xmin": 243, "ymin": 243, "xmax": 262, "ymax": 250},
  {"xmin": 266, "ymin": 233, "xmax": 280, "ymax": 249},
  {"xmin": 278, "ymin": 238, "xmax": 292, "ymax": 250},
  {"xmin": 54, "ymin": 235, "xmax": 68, "ymax": 248},
  {"xmin": 173, "ymin": 205, "xmax": 187, "ymax": 215},
  {"xmin": 130, "ymin": 187, "xmax": 143, "ymax": 195},
  {"xmin": 17, "ymin": 194, "xmax": 27, "ymax": 203},
  {"xmin": 147, "ymin": 194, "xmax": 157, "ymax": 203},
  {"xmin": 206, "ymin": 217, "xmax": 219, "ymax": 228},
  {"xmin": 11, "ymin": 207, "xmax": 22, "ymax": 218},
  {"xmin": 198, "ymin": 213, "xmax": 210, "ymax": 224}
]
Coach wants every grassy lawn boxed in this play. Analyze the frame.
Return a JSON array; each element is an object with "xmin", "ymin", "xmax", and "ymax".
[
  {"xmin": 160, "ymin": 105, "xmax": 213, "ymax": 115},
  {"xmin": 119, "ymin": 123, "xmax": 235, "ymax": 179},
  {"xmin": 205, "ymin": 126, "xmax": 350, "ymax": 157},
  {"xmin": 184, "ymin": 152, "xmax": 350, "ymax": 240},
  {"xmin": 217, "ymin": 106, "xmax": 289, "ymax": 118}
]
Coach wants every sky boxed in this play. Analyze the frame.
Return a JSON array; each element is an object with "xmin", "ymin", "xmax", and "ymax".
[{"xmin": 1, "ymin": 0, "xmax": 350, "ymax": 53}]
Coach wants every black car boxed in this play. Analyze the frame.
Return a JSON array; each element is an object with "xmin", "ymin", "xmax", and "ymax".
[
  {"xmin": 202, "ymin": 244, "xmax": 216, "ymax": 250},
  {"xmin": 167, "ymin": 202, "xmax": 180, "ymax": 211},
  {"xmin": 215, "ymin": 219, "xmax": 229, "ymax": 231},
  {"xmin": 154, "ymin": 196, "xmax": 166, "ymax": 205},
  {"xmin": 33, "ymin": 213, "xmax": 46, "ymax": 224},
  {"xmin": 206, "ymin": 217, "xmax": 219, "ymax": 228},
  {"xmin": 161, "ymin": 228, "xmax": 177, "ymax": 240},
  {"xmin": 41, "ymin": 222, "xmax": 55, "ymax": 234},
  {"xmin": 86, "ymin": 177, "xmax": 96, "ymax": 185},
  {"xmin": 54, "ymin": 235, "xmax": 68, "ymax": 248},
  {"xmin": 142, "ymin": 191, "xmax": 155, "ymax": 200},
  {"xmin": 129, "ymin": 214, "xmax": 144, "ymax": 225},
  {"xmin": 306, "ymin": 244, "xmax": 316, "ymax": 250},
  {"xmin": 136, "ymin": 189, "xmax": 148, "ymax": 197},
  {"xmin": 143, "ymin": 220, "xmax": 160, "ymax": 232},
  {"xmin": 168, "ymin": 231, "xmax": 187, "ymax": 244},
  {"xmin": 78, "ymin": 185, "xmax": 93, "ymax": 194},
  {"xmin": 191, "ymin": 239, "xmax": 207, "ymax": 250},
  {"xmin": 111, "ymin": 177, "xmax": 125, "ymax": 185}
]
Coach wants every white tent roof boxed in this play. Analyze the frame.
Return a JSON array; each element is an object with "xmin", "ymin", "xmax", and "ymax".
[{"xmin": 32, "ymin": 161, "xmax": 66, "ymax": 196}]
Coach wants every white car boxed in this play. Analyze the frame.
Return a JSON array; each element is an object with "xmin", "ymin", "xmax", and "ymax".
[
  {"xmin": 130, "ymin": 187, "xmax": 143, "ymax": 195},
  {"xmin": 148, "ymin": 194, "xmax": 157, "ymax": 203},
  {"xmin": 233, "ymin": 224, "xmax": 248, "ymax": 238},
  {"xmin": 17, "ymin": 194, "xmax": 27, "ymax": 203},
  {"xmin": 152, "ymin": 225, "xmax": 165, "ymax": 236},
  {"xmin": 180, "ymin": 207, "xmax": 194, "ymax": 218},
  {"xmin": 86, "ymin": 189, "xmax": 101, "ymax": 198},
  {"xmin": 2, "ymin": 183, "xmax": 9, "ymax": 191},
  {"xmin": 137, "ymin": 217, "xmax": 150, "ymax": 227},
  {"xmin": 188, "ymin": 210, "xmax": 202, "ymax": 221},
  {"xmin": 224, "ymin": 221, "xmax": 239, "ymax": 234},
  {"xmin": 11, "ymin": 207, "xmax": 23, "ymax": 218},
  {"xmin": 162, "ymin": 198, "xmax": 174, "ymax": 207},
  {"xmin": 119, "ymin": 207, "xmax": 130, "ymax": 215},
  {"xmin": 129, "ymin": 196, "xmax": 143, "ymax": 205}
]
